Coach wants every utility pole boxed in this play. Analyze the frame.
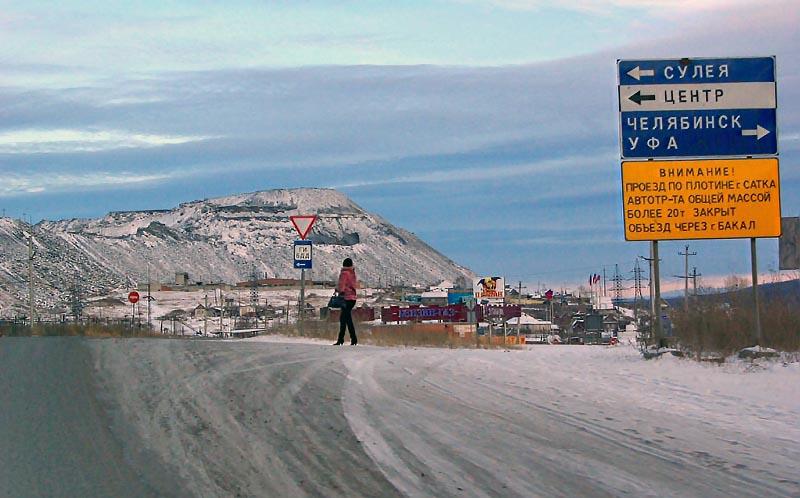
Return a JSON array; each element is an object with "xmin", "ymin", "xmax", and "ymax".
[
  {"xmin": 204, "ymin": 294, "xmax": 208, "ymax": 336},
  {"xmin": 602, "ymin": 267, "xmax": 607, "ymax": 297},
  {"xmin": 27, "ymin": 227, "xmax": 36, "ymax": 325},
  {"xmin": 678, "ymin": 245, "xmax": 697, "ymax": 313},
  {"xmin": 516, "ymin": 281, "xmax": 526, "ymax": 339},
  {"xmin": 691, "ymin": 267, "xmax": 701, "ymax": 295},
  {"xmin": 219, "ymin": 289, "xmax": 224, "ymax": 336},
  {"xmin": 612, "ymin": 264, "xmax": 623, "ymax": 307},
  {"xmin": 640, "ymin": 253, "xmax": 655, "ymax": 338},
  {"xmin": 250, "ymin": 265, "xmax": 260, "ymax": 328},
  {"xmin": 632, "ymin": 258, "xmax": 644, "ymax": 322},
  {"xmin": 147, "ymin": 264, "xmax": 152, "ymax": 331}
]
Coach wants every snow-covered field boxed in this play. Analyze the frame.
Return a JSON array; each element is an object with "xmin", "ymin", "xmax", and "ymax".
[{"xmin": 83, "ymin": 336, "xmax": 800, "ymax": 497}]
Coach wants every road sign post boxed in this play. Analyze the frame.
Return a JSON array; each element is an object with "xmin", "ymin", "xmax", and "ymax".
[
  {"xmin": 750, "ymin": 238, "xmax": 762, "ymax": 345},
  {"xmin": 128, "ymin": 291, "xmax": 139, "ymax": 329},
  {"xmin": 289, "ymin": 216, "xmax": 316, "ymax": 331},
  {"xmin": 293, "ymin": 240, "xmax": 313, "ymax": 325},
  {"xmin": 617, "ymin": 56, "xmax": 780, "ymax": 349}
]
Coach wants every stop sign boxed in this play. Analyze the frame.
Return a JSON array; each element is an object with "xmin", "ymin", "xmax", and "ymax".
[{"xmin": 128, "ymin": 291, "xmax": 140, "ymax": 304}]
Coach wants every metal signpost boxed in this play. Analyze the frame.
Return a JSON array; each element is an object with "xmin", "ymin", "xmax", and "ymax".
[
  {"xmin": 289, "ymin": 215, "xmax": 317, "ymax": 327},
  {"xmin": 128, "ymin": 291, "xmax": 140, "ymax": 328},
  {"xmin": 464, "ymin": 297, "xmax": 478, "ymax": 347},
  {"xmin": 617, "ymin": 56, "xmax": 780, "ymax": 347}
]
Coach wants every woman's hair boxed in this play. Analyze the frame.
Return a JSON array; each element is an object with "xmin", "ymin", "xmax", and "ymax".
[{"xmin": 343, "ymin": 258, "xmax": 353, "ymax": 267}]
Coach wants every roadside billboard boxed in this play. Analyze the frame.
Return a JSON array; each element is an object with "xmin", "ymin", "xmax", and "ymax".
[
  {"xmin": 381, "ymin": 305, "xmax": 468, "ymax": 323},
  {"xmin": 473, "ymin": 277, "xmax": 504, "ymax": 302}
]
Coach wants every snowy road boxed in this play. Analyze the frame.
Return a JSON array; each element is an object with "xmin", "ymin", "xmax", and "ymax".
[{"xmin": 2, "ymin": 337, "xmax": 798, "ymax": 497}]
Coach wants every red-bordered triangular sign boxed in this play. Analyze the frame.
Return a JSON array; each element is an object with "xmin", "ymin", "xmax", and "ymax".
[{"xmin": 290, "ymin": 215, "xmax": 317, "ymax": 240}]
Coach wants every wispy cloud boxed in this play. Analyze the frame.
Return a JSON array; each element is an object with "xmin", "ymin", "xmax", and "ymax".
[
  {"xmin": 0, "ymin": 129, "xmax": 212, "ymax": 154},
  {"xmin": 331, "ymin": 155, "xmax": 606, "ymax": 189},
  {"xmin": 0, "ymin": 171, "xmax": 172, "ymax": 197},
  {"xmin": 464, "ymin": 0, "xmax": 758, "ymax": 14}
]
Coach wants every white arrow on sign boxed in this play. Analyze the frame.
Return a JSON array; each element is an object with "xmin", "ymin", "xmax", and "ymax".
[
  {"xmin": 627, "ymin": 66, "xmax": 655, "ymax": 81},
  {"xmin": 741, "ymin": 125, "xmax": 770, "ymax": 140}
]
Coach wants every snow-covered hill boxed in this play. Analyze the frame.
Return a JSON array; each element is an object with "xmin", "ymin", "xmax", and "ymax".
[{"xmin": 0, "ymin": 189, "xmax": 473, "ymax": 315}]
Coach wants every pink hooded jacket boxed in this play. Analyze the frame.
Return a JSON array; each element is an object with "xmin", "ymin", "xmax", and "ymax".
[{"xmin": 337, "ymin": 266, "xmax": 358, "ymax": 301}]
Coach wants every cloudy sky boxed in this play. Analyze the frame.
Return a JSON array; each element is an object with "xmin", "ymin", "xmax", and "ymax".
[{"xmin": 1, "ymin": 0, "xmax": 798, "ymax": 293}]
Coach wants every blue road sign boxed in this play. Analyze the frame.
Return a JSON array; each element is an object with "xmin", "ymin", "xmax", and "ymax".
[
  {"xmin": 618, "ymin": 57, "xmax": 777, "ymax": 159},
  {"xmin": 293, "ymin": 240, "xmax": 312, "ymax": 269}
]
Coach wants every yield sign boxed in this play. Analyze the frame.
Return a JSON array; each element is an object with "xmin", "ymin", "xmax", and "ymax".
[{"xmin": 290, "ymin": 215, "xmax": 317, "ymax": 240}]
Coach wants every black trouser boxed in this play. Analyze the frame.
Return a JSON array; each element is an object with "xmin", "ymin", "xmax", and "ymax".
[{"xmin": 338, "ymin": 300, "xmax": 357, "ymax": 344}]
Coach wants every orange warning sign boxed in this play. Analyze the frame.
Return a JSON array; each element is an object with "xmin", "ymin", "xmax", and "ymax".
[{"xmin": 621, "ymin": 158, "xmax": 781, "ymax": 241}]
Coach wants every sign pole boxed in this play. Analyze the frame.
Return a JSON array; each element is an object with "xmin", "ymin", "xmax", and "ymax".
[
  {"xmin": 299, "ymin": 268, "xmax": 306, "ymax": 333},
  {"xmin": 147, "ymin": 264, "xmax": 151, "ymax": 331},
  {"xmin": 290, "ymin": 215, "xmax": 317, "ymax": 335},
  {"xmin": 652, "ymin": 241, "xmax": 662, "ymax": 348},
  {"xmin": 750, "ymin": 238, "xmax": 762, "ymax": 345}
]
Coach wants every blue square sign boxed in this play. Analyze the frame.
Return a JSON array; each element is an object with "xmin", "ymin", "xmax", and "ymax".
[
  {"xmin": 618, "ymin": 57, "xmax": 777, "ymax": 159},
  {"xmin": 293, "ymin": 240, "xmax": 312, "ymax": 269}
]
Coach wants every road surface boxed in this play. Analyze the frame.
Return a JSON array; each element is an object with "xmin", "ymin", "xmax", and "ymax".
[{"xmin": 1, "ymin": 337, "xmax": 797, "ymax": 497}]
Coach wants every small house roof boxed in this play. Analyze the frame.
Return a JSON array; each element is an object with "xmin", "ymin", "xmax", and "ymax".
[
  {"xmin": 421, "ymin": 290, "xmax": 448, "ymax": 298},
  {"xmin": 507, "ymin": 313, "xmax": 551, "ymax": 326}
]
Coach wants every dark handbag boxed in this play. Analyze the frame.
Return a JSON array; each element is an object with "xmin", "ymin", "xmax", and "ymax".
[{"xmin": 328, "ymin": 293, "xmax": 345, "ymax": 309}]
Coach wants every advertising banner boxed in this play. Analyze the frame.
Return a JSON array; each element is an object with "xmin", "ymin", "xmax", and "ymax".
[
  {"xmin": 473, "ymin": 276, "xmax": 504, "ymax": 302},
  {"xmin": 381, "ymin": 305, "xmax": 468, "ymax": 323}
]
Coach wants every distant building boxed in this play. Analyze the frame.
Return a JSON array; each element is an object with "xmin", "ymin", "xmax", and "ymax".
[
  {"xmin": 447, "ymin": 289, "xmax": 473, "ymax": 305},
  {"xmin": 430, "ymin": 280, "xmax": 454, "ymax": 292},
  {"xmin": 239, "ymin": 304, "xmax": 257, "ymax": 316},
  {"xmin": 193, "ymin": 305, "xmax": 221, "ymax": 318},
  {"xmin": 507, "ymin": 313, "xmax": 554, "ymax": 334},
  {"xmin": 420, "ymin": 290, "xmax": 448, "ymax": 306},
  {"xmin": 175, "ymin": 272, "xmax": 190, "ymax": 286},
  {"xmin": 223, "ymin": 298, "xmax": 240, "ymax": 317},
  {"xmin": 234, "ymin": 278, "xmax": 328, "ymax": 288}
]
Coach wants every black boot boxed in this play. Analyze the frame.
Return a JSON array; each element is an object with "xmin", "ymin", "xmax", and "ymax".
[{"xmin": 333, "ymin": 341, "xmax": 343, "ymax": 346}]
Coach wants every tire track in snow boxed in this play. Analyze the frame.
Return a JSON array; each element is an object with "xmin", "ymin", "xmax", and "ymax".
[{"xmin": 342, "ymin": 347, "xmax": 799, "ymax": 498}]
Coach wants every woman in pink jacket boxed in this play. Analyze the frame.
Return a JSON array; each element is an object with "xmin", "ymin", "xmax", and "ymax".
[{"xmin": 334, "ymin": 258, "xmax": 358, "ymax": 345}]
